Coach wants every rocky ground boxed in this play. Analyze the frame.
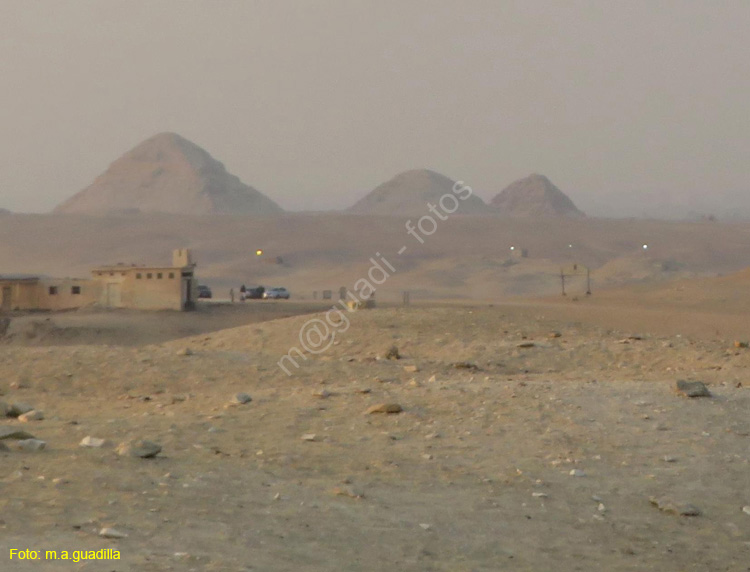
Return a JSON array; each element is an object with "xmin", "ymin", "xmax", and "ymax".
[{"xmin": 1, "ymin": 304, "xmax": 749, "ymax": 571}]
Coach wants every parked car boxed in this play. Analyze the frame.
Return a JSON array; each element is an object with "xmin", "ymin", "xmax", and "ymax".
[
  {"xmin": 197, "ymin": 285, "xmax": 212, "ymax": 299},
  {"xmin": 241, "ymin": 286, "xmax": 265, "ymax": 300},
  {"xmin": 263, "ymin": 287, "xmax": 290, "ymax": 300}
]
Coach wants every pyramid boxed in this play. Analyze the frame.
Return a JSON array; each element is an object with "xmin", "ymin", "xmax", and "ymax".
[
  {"xmin": 348, "ymin": 169, "xmax": 488, "ymax": 215},
  {"xmin": 490, "ymin": 174, "xmax": 584, "ymax": 218},
  {"xmin": 54, "ymin": 133, "xmax": 283, "ymax": 216}
]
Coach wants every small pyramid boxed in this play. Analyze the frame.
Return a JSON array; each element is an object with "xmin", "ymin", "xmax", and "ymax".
[
  {"xmin": 348, "ymin": 169, "xmax": 487, "ymax": 215},
  {"xmin": 489, "ymin": 174, "xmax": 584, "ymax": 218},
  {"xmin": 54, "ymin": 133, "xmax": 283, "ymax": 216}
]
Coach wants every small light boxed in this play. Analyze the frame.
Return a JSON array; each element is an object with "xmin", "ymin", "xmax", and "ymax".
[
  {"xmin": 256, "ymin": 249, "xmax": 263, "ymax": 256},
  {"xmin": 510, "ymin": 246, "xmax": 515, "ymax": 251},
  {"xmin": 568, "ymin": 244, "xmax": 573, "ymax": 248},
  {"xmin": 642, "ymin": 244, "xmax": 648, "ymax": 250}
]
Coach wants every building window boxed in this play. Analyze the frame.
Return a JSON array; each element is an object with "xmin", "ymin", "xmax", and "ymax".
[
  {"xmin": 157, "ymin": 273, "xmax": 163, "ymax": 279},
  {"xmin": 169, "ymin": 273, "xmax": 175, "ymax": 279},
  {"xmin": 48, "ymin": 286, "xmax": 58, "ymax": 295},
  {"xmin": 71, "ymin": 286, "xmax": 81, "ymax": 295},
  {"xmin": 136, "ymin": 273, "xmax": 142, "ymax": 279},
  {"xmin": 147, "ymin": 273, "xmax": 153, "ymax": 279}
]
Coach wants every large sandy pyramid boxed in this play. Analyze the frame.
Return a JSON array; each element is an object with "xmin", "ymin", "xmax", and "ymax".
[
  {"xmin": 54, "ymin": 133, "xmax": 283, "ymax": 216},
  {"xmin": 348, "ymin": 169, "xmax": 488, "ymax": 215},
  {"xmin": 490, "ymin": 174, "xmax": 584, "ymax": 218}
]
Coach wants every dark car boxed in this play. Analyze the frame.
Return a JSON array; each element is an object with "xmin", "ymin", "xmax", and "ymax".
[
  {"xmin": 197, "ymin": 285, "xmax": 212, "ymax": 299},
  {"xmin": 241, "ymin": 286, "xmax": 265, "ymax": 300}
]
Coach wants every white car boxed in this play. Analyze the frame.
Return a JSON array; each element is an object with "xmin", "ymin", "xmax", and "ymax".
[{"xmin": 263, "ymin": 287, "xmax": 290, "ymax": 300}]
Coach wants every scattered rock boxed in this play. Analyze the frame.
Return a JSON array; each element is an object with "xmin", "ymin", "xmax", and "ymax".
[
  {"xmin": 403, "ymin": 365, "xmax": 419, "ymax": 373},
  {"xmin": 453, "ymin": 361, "xmax": 479, "ymax": 371},
  {"xmin": 517, "ymin": 342, "xmax": 536, "ymax": 348},
  {"xmin": 419, "ymin": 523, "xmax": 432, "ymax": 531},
  {"xmin": 13, "ymin": 439, "xmax": 47, "ymax": 452},
  {"xmin": 117, "ymin": 439, "xmax": 162, "ymax": 459},
  {"xmin": 675, "ymin": 380, "xmax": 711, "ymax": 398},
  {"xmin": 569, "ymin": 469, "xmax": 586, "ymax": 477},
  {"xmin": 548, "ymin": 331, "xmax": 562, "ymax": 339},
  {"xmin": 366, "ymin": 403, "xmax": 403, "ymax": 415},
  {"xmin": 176, "ymin": 348, "xmax": 193, "ymax": 357},
  {"xmin": 662, "ymin": 456, "xmax": 678, "ymax": 463},
  {"xmin": 301, "ymin": 434, "xmax": 318, "ymax": 442},
  {"xmin": 7, "ymin": 403, "xmax": 34, "ymax": 418},
  {"xmin": 734, "ymin": 341, "xmax": 748, "ymax": 349},
  {"xmin": 0, "ymin": 427, "xmax": 35, "ymax": 440},
  {"xmin": 312, "ymin": 389, "xmax": 331, "ymax": 399},
  {"xmin": 80, "ymin": 436, "xmax": 107, "ymax": 448},
  {"xmin": 232, "ymin": 393, "xmax": 252, "ymax": 405},
  {"xmin": 332, "ymin": 485, "xmax": 364, "ymax": 499},
  {"xmin": 18, "ymin": 410, "xmax": 44, "ymax": 423},
  {"xmin": 649, "ymin": 497, "xmax": 701, "ymax": 516},
  {"xmin": 385, "ymin": 346, "xmax": 401, "ymax": 360},
  {"xmin": 99, "ymin": 528, "xmax": 128, "ymax": 539},
  {"xmin": 742, "ymin": 506, "xmax": 750, "ymax": 516},
  {"xmin": 532, "ymin": 492, "xmax": 548, "ymax": 498}
]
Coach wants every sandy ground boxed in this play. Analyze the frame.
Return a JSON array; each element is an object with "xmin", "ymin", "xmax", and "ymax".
[
  {"xmin": 0, "ymin": 300, "xmax": 330, "ymax": 347},
  {"xmin": 1, "ymin": 298, "xmax": 749, "ymax": 571}
]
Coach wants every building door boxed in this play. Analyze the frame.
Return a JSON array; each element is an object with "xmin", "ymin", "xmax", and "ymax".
[
  {"xmin": 1, "ymin": 287, "xmax": 11, "ymax": 312},
  {"xmin": 183, "ymin": 278, "xmax": 194, "ymax": 310},
  {"xmin": 105, "ymin": 283, "xmax": 122, "ymax": 307}
]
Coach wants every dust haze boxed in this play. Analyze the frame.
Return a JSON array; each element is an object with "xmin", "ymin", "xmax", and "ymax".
[
  {"xmin": 2, "ymin": 3, "xmax": 750, "ymax": 572},
  {"xmin": 0, "ymin": 0, "xmax": 749, "ymax": 217}
]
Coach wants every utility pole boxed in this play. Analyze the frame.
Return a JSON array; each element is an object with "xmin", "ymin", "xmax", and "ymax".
[
  {"xmin": 560, "ymin": 269, "xmax": 566, "ymax": 296},
  {"xmin": 586, "ymin": 267, "xmax": 592, "ymax": 296}
]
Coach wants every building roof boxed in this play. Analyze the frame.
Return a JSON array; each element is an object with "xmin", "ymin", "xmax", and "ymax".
[
  {"xmin": 0, "ymin": 274, "xmax": 40, "ymax": 282},
  {"xmin": 91, "ymin": 264, "xmax": 193, "ymax": 272}
]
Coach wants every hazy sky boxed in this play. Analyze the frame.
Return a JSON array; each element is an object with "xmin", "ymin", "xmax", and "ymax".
[{"xmin": 0, "ymin": 0, "xmax": 748, "ymax": 217}]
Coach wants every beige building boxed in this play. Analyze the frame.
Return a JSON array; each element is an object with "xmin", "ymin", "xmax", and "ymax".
[
  {"xmin": 0, "ymin": 275, "xmax": 98, "ymax": 312},
  {"xmin": 0, "ymin": 249, "xmax": 198, "ymax": 313},
  {"xmin": 91, "ymin": 249, "xmax": 198, "ymax": 311}
]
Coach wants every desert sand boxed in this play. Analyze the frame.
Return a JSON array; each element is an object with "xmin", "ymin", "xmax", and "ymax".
[{"xmin": 1, "ymin": 292, "xmax": 749, "ymax": 571}]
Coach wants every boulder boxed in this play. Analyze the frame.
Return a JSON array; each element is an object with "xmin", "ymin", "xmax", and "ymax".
[
  {"xmin": 0, "ymin": 426, "xmax": 35, "ymax": 440},
  {"xmin": 675, "ymin": 380, "xmax": 711, "ymax": 398},
  {"xmin": 366, "ymin": 403, "xmax": 403, "ymax": 415},
  {"xmin": 18, "ymin": 410, "xmax": 44, "ymax": 423},
  {"xmin": 117, "ymin": 439, "xmax": 162, "ymax": 458}
]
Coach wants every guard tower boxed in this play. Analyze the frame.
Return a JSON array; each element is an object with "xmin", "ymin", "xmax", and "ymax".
[{"xmin": 173, "ymin": 248, "xmax": 193, "ymax": 268}]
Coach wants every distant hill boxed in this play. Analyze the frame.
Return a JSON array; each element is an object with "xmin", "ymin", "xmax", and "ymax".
[
  {"xmin": 490, "ymin": 174, "xmax": 584, "ymax": 218},
  {"xmin": 0, "ymin": 208, "xmax": 10, "ymax": 216},
  {"xmin": 54, "ymin": 132, "xmax": 283, "ymax": 216},
  {"xmin": 348, "ymin": 169, "xmax": 488, "ymax": 215}
]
